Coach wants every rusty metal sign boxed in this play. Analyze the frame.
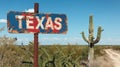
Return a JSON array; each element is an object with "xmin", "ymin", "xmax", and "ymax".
[{"xmin": 7, "ymin": 11, "xmax": 67, "ymax": 34}]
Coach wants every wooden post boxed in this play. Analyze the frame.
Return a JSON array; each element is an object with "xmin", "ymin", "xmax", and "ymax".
[{"xmin": 34, "ymin": 3, "xmax": 39, "ymax": 67}]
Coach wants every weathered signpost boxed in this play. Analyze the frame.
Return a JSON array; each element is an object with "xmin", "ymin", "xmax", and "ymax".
[
  {"xmin": 34, "ymin": 3, "xmax": 39, "ymax": 67},
  {"xmin": 7, "ymin": 3, "xmax": 67, "ymax": 67}
]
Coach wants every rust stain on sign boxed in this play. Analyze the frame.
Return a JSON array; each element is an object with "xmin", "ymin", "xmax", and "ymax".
[{"xmin": 7, "ymin": 11, "xmax": 68, "ymax": 34}]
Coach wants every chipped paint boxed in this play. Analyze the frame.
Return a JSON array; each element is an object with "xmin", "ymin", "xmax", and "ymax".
[{"xmin": 7, "ymin": 11, "xmax": 67, "ymax": 34}]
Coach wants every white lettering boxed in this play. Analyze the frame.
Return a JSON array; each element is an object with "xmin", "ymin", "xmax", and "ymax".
[
  {"xmin": 15, "ymin": 15, "xmax": 64, "ymax": 31},
  {"xmin": 36, "ymin": 16, "xmax": 45, "ymax": 29},
  {"xmin": 45, "ymin": 17, "xmax": 54, "ymax": 30},
  {"xmin": 54, "ymin": 17, "xmax": 62, "ymax": 30},
  {"xmin": 15, "ymin": 15, "xmax": 24, "ymax": 29},
  {"xmin": 26, "ymin": 16, "xmax": 34, "ymax": 29}
]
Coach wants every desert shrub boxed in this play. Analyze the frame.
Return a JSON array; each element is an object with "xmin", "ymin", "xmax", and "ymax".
[{"xmin": 0, "ymin": 36, "xmax": 24, "ymax": 67}]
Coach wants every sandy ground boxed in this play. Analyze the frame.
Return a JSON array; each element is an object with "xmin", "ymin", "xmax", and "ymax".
[
  {"xmin": 94, "ymin": 49, "xmax": 120, "ymax": 67},
  {"xmin": 104, "ymin": 49, "xmax": 120, "ymax": 67}
]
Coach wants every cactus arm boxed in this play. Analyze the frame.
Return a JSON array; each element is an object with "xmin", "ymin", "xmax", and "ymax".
[
  {"xmin": 93, "ymin": 26, "xmax": 103, "ymax": 44},
  {"xmin": 89, "ymin": 15, "xmax": 94, "ymax": 34},
  {"xmin": 81, "ymin": 32, "xmax": 89, "ymax": 43}
]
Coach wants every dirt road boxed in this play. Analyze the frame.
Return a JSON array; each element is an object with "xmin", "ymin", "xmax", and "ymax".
[
  {"xmin": 81, "ymin": 49, "xmax": 120, "ymax": 67},
  {"xmin": 104, "ymin": 49, "xmax": 120, "ymax": 67}
]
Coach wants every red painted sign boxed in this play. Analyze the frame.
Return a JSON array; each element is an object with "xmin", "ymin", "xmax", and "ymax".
[{"xmin": 7, "ymin": 11, "xmax": 68, "ymax": 34}]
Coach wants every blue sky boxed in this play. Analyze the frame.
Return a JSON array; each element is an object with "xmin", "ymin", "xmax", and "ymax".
[{"xmin": 0, "ymin": 0, "xmax": 120, "ymax": 45}]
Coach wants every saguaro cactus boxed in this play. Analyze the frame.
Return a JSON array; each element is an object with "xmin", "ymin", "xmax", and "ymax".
[
  {"xmin": 81, "ymin": 15, "xmax": 103, "ymax": 67},
  {"xmin": 81, "ymin": 15, "xmax": 103, "ymax": 48}
]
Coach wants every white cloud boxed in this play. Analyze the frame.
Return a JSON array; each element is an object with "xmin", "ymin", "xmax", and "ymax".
[
  {"xmin": 17, "ymin": 38, "xmax": 30, "ymax": 45},
  {"xmin": 101, "ymin": 38, "xmax": 120, "ymax": 45},
  {"xmin": 0, "ymin": 19, "xmax": 7, "ymax": 23},
  {"xmin": 25, "ymin": 8, "xmax": 34, "ymax": 13},
  {"xmin": 40, "ymin": 37, "xmax": 85, "ymax": 45},
  {"xmin": 40, "ymin": 37, "xmax": 120, "ymax": 45}
]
